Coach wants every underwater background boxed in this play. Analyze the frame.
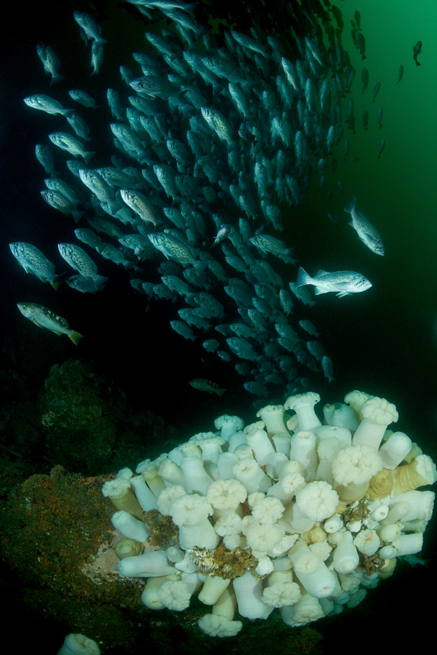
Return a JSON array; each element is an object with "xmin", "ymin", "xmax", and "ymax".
[{"xmin": 1, "ymin": 0, "xmax": 436, "ymax": 652}]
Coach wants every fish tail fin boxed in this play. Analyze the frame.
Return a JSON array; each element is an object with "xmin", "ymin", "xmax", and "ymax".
[
  {"xmin": 83, "ymin": 151, "xmax": 96, "ymax": 164},
  {"xmin": 296, "ymin": 266, "xmax": 312, "ymax": 288},
  {"xmin": 72, "ymin": 210, "xmax": 85, "ymax": 224},
  {"xmin": 217, "ymin": 388, "xmax": 227, "ymax": 397},
  {"xmin": 344, "ymin": 196, "xmax": 356, "ymax": 214},
  {"xmin": 50, "ymin": 74, "xmax": 65, "ymax": 85},
  {"xmin": 69, "ymin": 331, "xmax": 84, "ymax": 345},
  {"xmin": 51, "ymin": 280, "xmax": 62, "ymax": 291}
]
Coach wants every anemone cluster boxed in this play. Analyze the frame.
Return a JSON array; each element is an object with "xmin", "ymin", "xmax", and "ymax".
[
  {"xmin": 17, "ymin": 0, "xmax": 361, "ymax": 396},
  {"xmin": 102, "ymin": 390, "xmax": 436, "ymax": 637}
]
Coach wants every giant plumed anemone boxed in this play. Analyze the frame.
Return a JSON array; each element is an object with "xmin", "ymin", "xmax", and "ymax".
[{"xmin": 102, "ymin": 390, "xmax": 436, "ymax": 636}]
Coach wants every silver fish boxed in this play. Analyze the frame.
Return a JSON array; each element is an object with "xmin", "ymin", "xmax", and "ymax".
[
  {"xmin": 296, "ymin": 267, "xmax": 372, "ymax": 297},
  {"xmin": 120, "ymin": 189, "xmax": 159, "ymax": 226},
  {"xmin": 73, "ymin": 11, "xmax": 108, "ymax": 44},
  {"xmin": 48, "ymin": 132, "xmax": 95, "ymax": 163},
  {"xmin": 344, "ymin": 197, "xmax": 384, "ymax": 256},
  {"xmin": 36, "ymin": 43, "xmax": 63, "ymax": 85},
  {"xmin": 24, "ymin": 95, "xmax": 72, "ymax": 116}
]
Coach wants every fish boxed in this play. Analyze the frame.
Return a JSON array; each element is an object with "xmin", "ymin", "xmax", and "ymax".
[
  {"xmin": 73, "ymin": 11, "xmax": 108, "ymax": 44},
  {"xmin": 413, "ymin": 41, "xmax": 422, "ymax": 66},
  {"xmin": 36, "ymin": 43, "xmax": 63, "ymax": 85},
  {"xmin": 189, "ymin": 379, "xmax": 226, "ymax": 396},
  {"xmin": 57, "ymin": 243, "xmax": 108, "ymax": 284},
  {"xmin": 344, "ymin": 197, "xmax": 384, "ymax": 256},
  {"xmin": 68, "ymin": 89, "xmax": 99, "ymax": 108},
  {"xmin": 148, "ymin": 232, "xmax": 197, "ymax": 266},
  {"xmin": 66, "ymin": 275, "xmax": 106, "ymax": 294},
  {"xmin": 249, "ymin": 234, "xmax": 295, "ymax": 263},
  {"xmin": 17, "ymin": 303, "xmax": 83, "ymax": 345},
  {"xmin": 296, "ymin": 267, "xmax": 372, "ymax": 297},
  {"xmin": 322, "ymin": 355, "xmax": 335, "ymax": 383},
  {"xmin": 120, "ymin": 189, "xmax": 160, "ymax": 225},
  {"xmin": 397, "ymin": 65, "xmax": 404, "ymax": 84},
  {"xmin": 40, "ymin": 190, "xmax": 84, "ymax": 223},
  {"xmin": 377, "ymin": 107, "xmax": 383, "ymax": 129},
  {"xmin": 378, "ymin": 138, "xmax": 385, "ymax": 160},
  {"xmin": 9, "ymin": 242, "xmax": 60, "ymax": 289},
  {"xmin": 371, "ymin": 82, "xmax": 381, "ymax": 103},
  {"xmin": 13, "ymin": 1, "xmax": 360, "ymax": 400},
  {"xmin": 23, "ymin": 95, "xmax": 73, "ymax": 116},
  {"xmin": 78, "ymin": 169, "xmax": 114, "ymax": 203},
  {"xmin": 48, "ymin": 132, "xmax": 95, "ymax": 163}
]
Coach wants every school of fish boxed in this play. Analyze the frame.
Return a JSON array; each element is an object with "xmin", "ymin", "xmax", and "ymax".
[{"xmin": 11, "ymin": 0, "xmax": 395, "ymax": 401}]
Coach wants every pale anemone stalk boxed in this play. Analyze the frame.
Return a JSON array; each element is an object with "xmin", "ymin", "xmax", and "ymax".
[
  {"xmin": 281, "ymin": 593, "xmax": 325, "ymax": 626},
  {"xmin": 56, "ymin": 633, "xmax": 101, "ymax": 655},
  {"xmin": 352, "ymin": 396, "xmax": 399, "ymax": 450},
  {"xmin": 102, "ymin": 477, "xmax": 144, "ymax": 520},
  {"xmin": 188, "ymin": 432, "xmax": 225, "ymax": 464},
  {"xmin": 232, "ymin": 569, "xmax": 273, "ymax": 619},
  {"xmin": 118, "ymin": 549, "xmax": 175, "ymax": 578},
  {"xmin": 331, "ymin": 444, "xmax": 383, "ymax": 502},
  {"xmin": 323, "ymin": 403, "xmax": 359, "ymax": 432},
  {"xmin": 180, "ymin": 456, "xmax": 214, "ymax": 494},
  {"xmin": 197, "ymin": 586, "xmax": 243, "ymax": 637},
  {"xmin": 288, "ymin": 541, "xmax": 337, "ymax": 598},
  {"xmin": 244, "ymin": 425, "xmax": 275, "ymax": 465},
  {"xmin": 267, "ymin": 471, "xmax": 306, "ymax": 504},
  {"xmin": 256, "ymin": 404, "xmax": 290, "ymax": 437},
  {"xmin": 288, "ymin": 430, "xmax": 318, "ymax": 479},
  {"xmin": 158, "ymin": 458, "xmax": 186, "ymax": 487},
  {"xmin": 262, "ymin": 569, "xmax": 301, "ymax": 608},
  {"xmin": 136, "ymin": 457, "xmax": 167, "ymax": 496},
  {"xmin": 130, "ymin": 474, "xmax": 158, "ymax": 511},
  {"xmin": 141, "ymin": 573, "xmax": 180, "ymax": 610},
  {"xmin": 330, "ymin": 531, "xmax": 360, "ymax": 574},
  {"xmin": 316, "ymin": 437, "xmax": 347, "ymax": 484},
  {"xmin": 168, "ymin": 493, "xmax": 219, "ymax": 550},
  {"xmin": 392, "ymin": 532, "xmax": 424, "ymax": 556},
  {"xmin": 387, "ymin": 490, "xmax": 435, "ymax": 522},
  {"xmin": 284, "ymin": 392, "xmax": 322, "ymax": 433},
  {"xmin": 344, "ymin": 390, "xmax": 372, "ymax": 421},
  {"xmin": 214, "ymin": 414, "xmax": 245, "ymax": 441},
  {"xmin": 198, "ymin": 576, "xmax": 231, "ymax": 605},
  {"xmin": 233, "ymin": 457, "xmax": 271, "ymax": 493},
  {"xmin": 392, "ymin": 454, "xmax": 437, "ymax": 495},
  {"xmin": 378, "ymin": 431, "xmax": 412, "ymax": 469},
  {"xmin": 111, "ymin": 510, "xmax": 149, "ymax": 542}
]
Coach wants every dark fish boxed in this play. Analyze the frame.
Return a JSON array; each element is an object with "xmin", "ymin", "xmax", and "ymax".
[
  {"xmin": 357, "ymin": 32, "xmax": 366, "ymax": 60},
  {"xmin": 378, "ymin": 138, "xmax": 385, "ymax": 159},
  {"xmin": 377, "ymin": 107, "xmax": 383, "ymax": 129},
  {"xmin": 413, "ymin": 41, "xmax": 422, "ymax": 66},
  {"xmin": 371, "ymin": 82, "xmax": 381, "ymax": 103},
  {"xmin": 189, "ymin": 379, "xmax": 226, "ymax": 396},
  {"xmin": 354, "ymin": 10, "xmax": 361, "ymax": 31},
  {"xmin": 397, "ymin": 65, "xmax": 404, "ymax": 83}
]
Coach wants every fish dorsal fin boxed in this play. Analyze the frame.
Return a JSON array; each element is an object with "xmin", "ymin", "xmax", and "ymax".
[{"xmin": 314, "ymin": 270, "xmax": 330, "ymax": 278}]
